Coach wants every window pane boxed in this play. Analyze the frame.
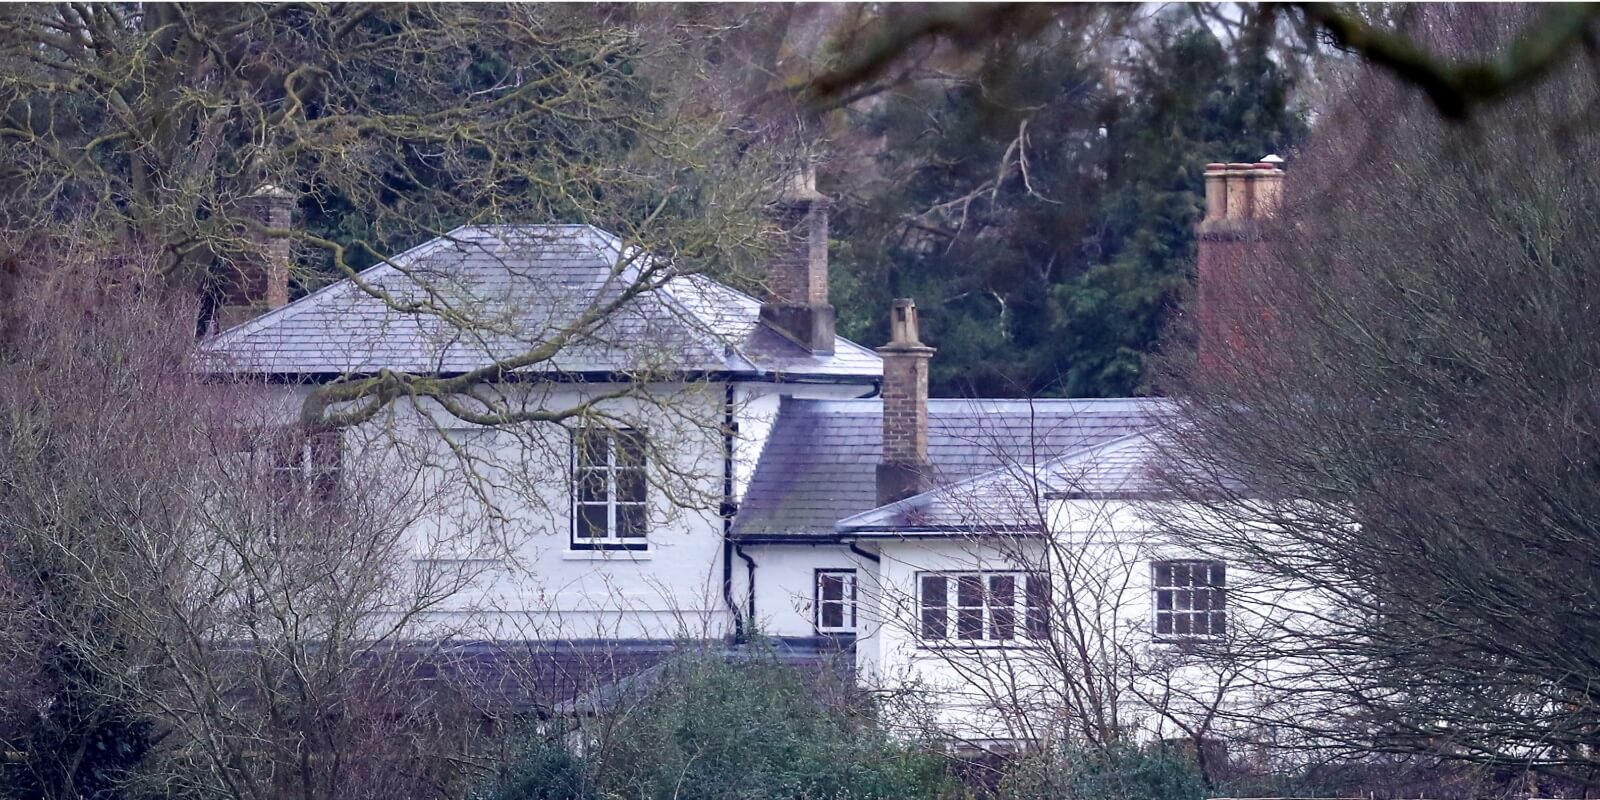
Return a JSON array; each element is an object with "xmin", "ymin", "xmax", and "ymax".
[
  {"xmin": 577, "ymin": 470, "xmax": 608, "ymax": 503},
  {"xmin": 1174, "ymin": 614, "xmax": 1191, "ymax": 635},
  {"xmin": 1193, "ymin": 589, "xmax": 1209, "ymax": 612},
  {"xmin": 576, "ymin": 430, "xmax": 608, "ymax": 468},
  {"xmin": 1157, "ymin": 612, "xmax": 1173, "ymax": 635},
  {"xmin": 956, "ymin": 576, "xmax": 984, "ymax": 639},
  {"xmin": 820, "ymin": 601, "xmax": 843, "ymax": 630},
  {"xmin": 616, "ymin": 469, "xmax": 647, "ymax": 504},
  {"xmin": 1156, "ymin": 590, "xmax": 1173, "ymax": 610},
  {"xmin": 988, "ymin": 575, "xmax": 1015, "ymax": 605},
  {"xmin": 1211, "ymin": 611, "xmax": 1227, "ymax": 636},
  {"xmin": 616, "ymin": 504, "xmax": 647, "ymax": 537},
  {"xmin": 957, "ymin": 607, "xmax": 983, "ymax": 640},
  {"xmin": 576, "ymin": 505, "xmax": 607, "ymax": 539},
  {"xmin": 988, "ymin": 575, "xmax": 1016, "ymax": 640},
  {"xmin": 1025, "ymin": 575, "xmax": 1051, "ymax": 639},
  {"xmin": 615, "ymin": 430, "xmax": 646, "ymax": 468},
  {"xmin": 1212, "ymin": 562, "xmax": 1227, "ymax": 587},
  {"xmin": 1173, "ymin": 563, "xmax": 1190, "ymax": 586},
  {"xmin": 956, "ymin": 576, "xmax": 983, "ymax": 607},
  {"xmin": 920, "ymin": 576, "xmax": 947, "ymax": 640},
  {"xmin": 820, "ymin": 574, "xmax": 843, "ymax": 602}
]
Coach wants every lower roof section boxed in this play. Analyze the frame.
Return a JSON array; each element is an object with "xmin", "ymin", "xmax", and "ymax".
[{"xmin": 731, "ymin": 397, "xmax": 1167, "ymax": 540}]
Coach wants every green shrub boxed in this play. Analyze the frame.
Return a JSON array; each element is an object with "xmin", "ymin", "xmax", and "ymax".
[
  {"xmin": 999, "ymin": 743, "xmax": 1208, "ymax": 800},
  {"xmin": 591, "ymin": 653, "xmax": 956, "ymax": 800},
  {"xmin": 486, "ymin": 649, "xmax": 960, "ymax": 800},
  {"xmin": 476, "ymin": 736, "xmax": 594, "ymax": 800}
]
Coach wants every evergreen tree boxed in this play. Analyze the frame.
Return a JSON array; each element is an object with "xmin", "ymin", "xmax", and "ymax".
[{"xmin": 833, "ymin": 19, "xmax": 1307, "ymax": 397}]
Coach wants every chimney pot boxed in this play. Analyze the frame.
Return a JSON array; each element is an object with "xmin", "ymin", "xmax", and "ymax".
[
  {"xmin": 1223, "ymin": 163, "xmax": 1254, "ymax": 221},
  {"xmin": 1250, "ymin": 160, "xmax": 1286, "ymax": 219},
  {"xmin": 1196, "ymin": 156, "xmax": 1286, "ymax": 367},
  {"xmin": 889, "ymin": 297, "xmax": 923, "ymax": 346},
  {"xmin": 1202, "ymin": 164, "xmax": 1229, "ymax": 226}
]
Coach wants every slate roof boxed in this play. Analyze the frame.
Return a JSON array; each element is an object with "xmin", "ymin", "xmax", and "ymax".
[
  {"xmin": 392, "ymin": 637, "xmax": 853, "ymax": 716},
  {"xmin": 732, "ymin": 397, "xmax": 1170, "ymax": 538},
  {"xmin": 200, "ymin": 225, "xmax": 881, "ymax": 380},
  {"xmin": 834, "ymin": 431, "xmax": 1164, "ymax": 533}
]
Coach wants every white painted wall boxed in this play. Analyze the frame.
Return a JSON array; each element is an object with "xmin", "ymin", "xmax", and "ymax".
[
  {"xmin": 228, "ymin": 376, "xmax": 1299, "ymax": 750},
  {"xmin": 739, "ymin": 543, "xmax": 872, "ymax": 637},
  {"xmin": 853, "ymin": 499, "xmax": 1302, "ymax": 746},
  {"xmin": 242, "ymin": 377, "xmax": 875, "ymax": 642}
]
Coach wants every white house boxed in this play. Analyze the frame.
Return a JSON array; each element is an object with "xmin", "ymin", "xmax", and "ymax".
[{"xmin": 200, "ymin": 160, "xmax": 1292, "ymax": 748}]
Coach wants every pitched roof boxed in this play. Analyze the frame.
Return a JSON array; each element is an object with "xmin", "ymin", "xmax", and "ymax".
[
  {"xmin": 833, "ymin": 431, "xmax": 1163, "ymax": 533},
  {"xmin": 199, "ymin": 225, "xmax": 880, "ymax": 380},
  {"xmin": 732, "ymin": 397, "xmax": 1169, "ymax": 539}
]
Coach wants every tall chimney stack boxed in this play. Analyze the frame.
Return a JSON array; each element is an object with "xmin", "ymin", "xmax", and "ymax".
[
  {"xmin": 217, "ymin": 184, "xmax": 293, "ymax": 332},
  {"xmin": 877, "ymin": 298, "xmax": 935, "ymax": 506},
  {"xmin": 760, "ymin": 164, "xmax": 836, "ymax": 353},
  {"xmin": 1196, "ymin": 157, "xmax": 1284, "ymax": 366}
]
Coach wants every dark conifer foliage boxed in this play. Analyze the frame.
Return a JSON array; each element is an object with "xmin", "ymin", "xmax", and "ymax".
[{"xmin": 832, "ymin": 18, "xmax": 1306, "ymax": 398}]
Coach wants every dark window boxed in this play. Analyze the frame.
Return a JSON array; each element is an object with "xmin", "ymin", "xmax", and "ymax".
[
  {"xmin": 920, "ymin": 574, "xmax": 948, "ymax": 641},
  {"xmin": 571, "ymin": 428, "xmax": 649, "ymax": 550},
  {"xmin": 816, "ymin": 570, "xmax": 857, "ymax": 633},
  {"xmin": 1153, "ymin": 560, "xmax": 1226, "ymax": 641},
  {"xmin": 917, "ymin": 571, "xmax": 1049, "ymax": 645},
  {"xmin": 271, "ymin": 427, "xmax": 342, "ymax": 504},
  {"xmin": 988, "ymin": 574, "xmax": 1016, "ymax": 640}
]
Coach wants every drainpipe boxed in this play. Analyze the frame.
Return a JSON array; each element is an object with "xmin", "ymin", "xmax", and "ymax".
[
  {"xmin": 720, "ymin": 383, "xmax": 745, "ymax": 641},
  {"xmin": 736, "ymin": 543, "xmax": 757, "ymax": 636}
]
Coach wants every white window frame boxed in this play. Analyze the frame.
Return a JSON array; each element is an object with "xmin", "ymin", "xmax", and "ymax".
[
  {"xmin": 570, "ymin": 427, "xmax": 649, "ymax": 552},
  {"xmin": 1152, "ymin": 559, "xmax": 1227, "ymax": 642},
  {"xmin": 916, "ymin": 571, "xmax": 1050, "ymax": 647},
  {"xmin": 814, "ymin": 569, "xmax": 858, "ymax": 634}
]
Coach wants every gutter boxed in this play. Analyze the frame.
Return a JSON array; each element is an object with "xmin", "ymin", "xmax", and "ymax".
[{"xmin": 204, "ymin": 368, "xmax": 885, "ymax": 388}]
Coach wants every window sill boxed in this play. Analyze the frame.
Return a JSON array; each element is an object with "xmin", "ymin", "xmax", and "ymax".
[
  {"xmin": 1152, "ymin": 636, "xmax": 1225, "ymax": 646},
  {"xmin": 563, "ymin": 550, "xmax": 653, "ymax": 562},
  {"xmin": 914, "ymin": 641, "xmax": 1047, "ymax": 652}
]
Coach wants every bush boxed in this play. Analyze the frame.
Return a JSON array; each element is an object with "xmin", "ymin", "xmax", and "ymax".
[
  {"xmin": 484, "ymin": 649, "xmax": 960, "ymax": 800},
  {"xmin": 999, "ymin": 743, "xmax": 1208, "ymax": 800},
  {"xmin": 477, "ymin": 737, "xmax": 594, "ymax": 800}
]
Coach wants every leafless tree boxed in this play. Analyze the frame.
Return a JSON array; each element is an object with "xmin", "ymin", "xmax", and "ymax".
[
  {"xmin": 799, "ymin": 3, "xmax": 1600, "ymax": 122},
  {"xmin": 0, "ymin": 3, "xmax": 796, "ymax": 436},
  {"xmin": 1153, "ymin": 5, "xmax": 1600, "ymax": 789},
  {"xmin": 855, "ymin": 417, "xmax": 1264, "ymax": 782},
  {"xmin": 0, "ymin": 245, "xmax": 503, "ymax": 800}
]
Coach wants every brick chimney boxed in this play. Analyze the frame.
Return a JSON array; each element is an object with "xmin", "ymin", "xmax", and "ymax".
[
  {"xmin": 1196, "ymin": 157, "xmax": 1284, "ymax": 367},
  {"xmin": 876, "ymin": 298, "xmax": 935, "ymax": 506},
  {"xmin": 216, "ymin": 184, "xmax": 293, "ymax": 332},
  {"xmin": 760, "ymin": 165, "xmax": 836, "ymax": 353}
]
